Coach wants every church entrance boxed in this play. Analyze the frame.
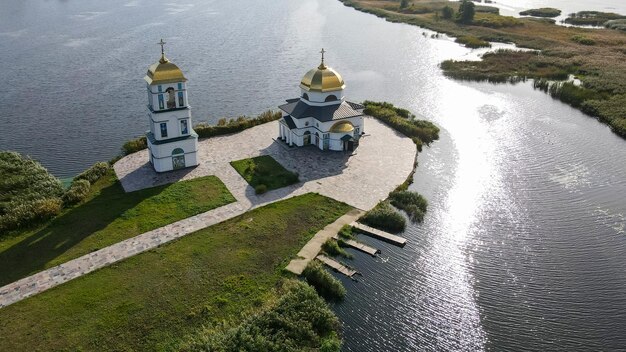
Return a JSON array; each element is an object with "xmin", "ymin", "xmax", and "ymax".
[
  {"xmin": 172, "ymin": 148, "xmax": 186, "ymax": 169},
  {"xmin": 303, "ymin": 131, "xmax": 311, "ymax": 145},
  {"xmin": 341, "ymin": 135, "xmax": 355, "ymax": 152},
  {"xmin": 314, "ymin": 132, "xmax": 320, "ymax": 147}
]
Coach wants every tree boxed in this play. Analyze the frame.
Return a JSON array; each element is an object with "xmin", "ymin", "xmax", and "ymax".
[
  {"xmin": 442, "ymin": 5, "xmax": 454, "ymax": 19},
  {"xmin": 400, "ymin": 0, "xmax": 410, "ymax": 10},
  {"xmin": 456, "ymin": 0, "xmax": 475, "ymax": 24}
]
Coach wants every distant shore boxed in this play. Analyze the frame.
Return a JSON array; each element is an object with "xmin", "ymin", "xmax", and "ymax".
[{"xmin": 339, "ymin": 0, "xmax": 626, "ymax": 138}]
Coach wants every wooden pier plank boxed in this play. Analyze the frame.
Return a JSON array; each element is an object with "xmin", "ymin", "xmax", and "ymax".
[
  {"xmin": 316, "ymin": 255, "xmax": 358, "ymax": 278},
  {"xmin": 332, "ymin": 236, "xmax": 380, "ymax": 256},
  {"xmin": 350, "ymin": 222, "xmax": 407, "ymax": 247}
]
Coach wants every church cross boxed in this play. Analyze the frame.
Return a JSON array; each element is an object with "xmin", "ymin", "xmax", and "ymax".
[
  {"xmin": 320, "ymin": 48, "xmax": 326, "ymax": 65},
  {"xmin": 158, "ymin": 38, "xmax": 166, "ymax": 55}
]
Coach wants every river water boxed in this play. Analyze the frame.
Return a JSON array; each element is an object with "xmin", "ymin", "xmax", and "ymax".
[{"xmin": 1, "ymin": 0, "xmax": 625, "ymax": 351}]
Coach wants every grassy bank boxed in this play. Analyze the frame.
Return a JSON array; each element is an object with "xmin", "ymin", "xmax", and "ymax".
[
  {"xmin": 363, "ymin": 101, "xmax": 439, "ymax": 151},
  {"xmin": 0, "ymin": 193, "xmax": 351, "ymax": 351},
  {"xmin": 230, "ymin": 155, "xmax": 299, "ymax": 194},
  {"xmin": 519, "ymin": 8, "xmax": 561, "ymax": 18},
  {"xmin": 179, "ymin": 279, "xmax": 342, "ymax": 351},
  {"xmin": 0, "ymin": 152, "xmax": 64, "ymax": 233},
  {"xmin": 0, "ymin": 171, "xmax": 235, "ymax": 286},
  {"xmin": 340, "ymin": 0, "xmax": 626, "ymax": 139}
]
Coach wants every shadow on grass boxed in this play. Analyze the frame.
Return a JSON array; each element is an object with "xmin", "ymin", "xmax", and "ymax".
[{"xmin": 0, "ymin": 180, "xmax": 164, "ymax": 287}]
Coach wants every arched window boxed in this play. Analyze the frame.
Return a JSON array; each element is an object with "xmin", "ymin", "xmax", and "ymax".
[
  {"xmin": 302, "ymin": 93, "xmax": 309, "ymax": 100},
  {"xmin": 325, "ymin": 95, "xmax": 337, "ymax": 102},
  {"xmin": 172, "ymin": 148, "xmax": 184, "ymax": 155},
  {"xmin": 166, "ymin": 87, "xmax": 176, "ymax": 109}
]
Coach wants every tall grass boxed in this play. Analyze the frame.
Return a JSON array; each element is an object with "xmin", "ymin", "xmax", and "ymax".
[
  {"xmin": 455, "ymin": 35, "xmax": 491, "ymax": 48},
  {"xmin": 0, "ymin": 152, "xmax": 64, "ymax": 233},
  {"xmin": 389, "ymin": 190, "xmax": 428, "ymax": 223},
  {"xmin": 360, "ymin": 201, "xmax": 406, "ymax": 233},
  {"xmin": 178, "ymin": 280, "xmax": 341, "ymax": 352},
  {"xmin": 322, "ymin": 238, "xmax": 353, "ymax": 259},
  {"xmin": 302, "ymin": 261, "xmax": 347, "ymax": 302}
]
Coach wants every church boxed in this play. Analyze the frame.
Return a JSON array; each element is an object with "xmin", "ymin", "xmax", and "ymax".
[
  {"xmin": 278, "ymin": 49, "xmax": 365, "ymax": 152},
  {"xmin": 144, "ymin": 39, "xmax": 199, "ymax": 172}
]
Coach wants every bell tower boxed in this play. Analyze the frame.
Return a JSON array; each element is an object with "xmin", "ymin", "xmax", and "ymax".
[{"xmin": 144, "ymin": 39, "xmax": 199, "ymax": 172}]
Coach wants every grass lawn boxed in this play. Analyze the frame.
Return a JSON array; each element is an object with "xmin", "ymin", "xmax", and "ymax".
[
  {"xmin": 230, "ymin": 155, "xmax": 299, "ymax": 192},
  {"xmin": 0, "ymin": 193, "xmax": 351, "ymax": 351},
  {"xmin": 0, "ymin": 171, "xmax": 235, "ymax": 287}
]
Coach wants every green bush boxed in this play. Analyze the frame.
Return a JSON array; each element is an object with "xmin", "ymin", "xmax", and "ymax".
[
  {"xmin": 571, "ymin": 35, "xmax": 595, "ymax": 45},
  {"xmin": 519, "ymin": 8, "xmax": 561, "ymax": 18},
  {"xmin": 254, "ymin": 184, "xmax": 268, "ymax": 194},
  {"xmin": 472, "ymin": 13, "xmax": 524, "ymax": 28},
  {"xmin": 456, "ymin": 0, "xmax": 475, "ymax": 24},
  {"xmin": 62, "ymin": 179, "xmax": 91, "ymax": 206},
  {"xmin": 302, "ymin": 261, "xmax": 347, "ymax": 302},
  {"xmin": 389, "ymin": 190, "xmax": 428, "ymax": 223},
  {"xmin": 122, "ymin": 136, "xmax": 147, "ymax": 155},
  {"xmin": 322, "ymin": 239, "xmax": 352, "ymax": 259},
  {"xmin": 442, "ymin": 5, "xmax": 454, "ymax": 19},
  {"xmin": 194, "ymin": 110, "xmax": 282, "ymax": 139},
  {"xmin": 605, "ymin": 19, "xmax": 626, "ymax": 31},
  {"xmin": 565, "ymin": 11, "xmax": 625, "ymax": 26},
  {"xmin": 320, "ymin": 332, "xmax": 342, "ymax": 352},
  {"xmin": 455, "ymin": 35, "xmax": 491, "ymax": 48},
  {"xmin": 179, "ymin": 280, "xmax": 341, "ymax": 351},
  {"xmin": 360, "ymin": 201, "xmax": 406, "ymax": 233},
  {"xmin": 0, "ymin": 198, "xmax": 63, "ymax": 232},
  {"xmin": 0, "ymin": 152, "xmax": 64, "ymax": 233},
  {"xmin": 74, "ymin": 162, "xmax": 109, "ymax": 184}
]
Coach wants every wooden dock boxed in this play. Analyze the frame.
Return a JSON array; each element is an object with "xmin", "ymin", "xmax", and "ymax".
[
  {"xmin": 332, "ymin": 236, "xmax": 380, "ymax": 256},
  {"xmin": 351, "ymin": 222, "xmax": 407, "ymax": 247},
  {"xmin": 316, "ymin": 255, "xmax": 359, "ymax": 279}
]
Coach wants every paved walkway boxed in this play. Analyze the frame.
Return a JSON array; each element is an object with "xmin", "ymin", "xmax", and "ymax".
[
  {"xmin": 0, "ymin": 118, "xmax": 415, "ymax": 308},
  {"xmin": 285, "ymin": 208, "xmax": 364, "ymax": 275}
]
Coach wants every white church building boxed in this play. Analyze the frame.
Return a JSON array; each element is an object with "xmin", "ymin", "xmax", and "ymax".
[
  {"xmin": 278, "ymin": 49, "xmax": 365, "ymax": 152},
  {"xmin": 144, "ymin": 39, "xmax": 199, "ymax": 172}
]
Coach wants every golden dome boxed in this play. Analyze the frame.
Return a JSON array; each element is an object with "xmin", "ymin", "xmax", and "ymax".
[
  {"xmin": 330, "ymin": 121, "xmax": 354, "ymax": 133},
  {"xmin": 300, "ymin": 62, "xmax": 345, "ymax": 93},
  {"xmin": 144, "ymin": 54, "xmax": 187, "ymax": 85}
]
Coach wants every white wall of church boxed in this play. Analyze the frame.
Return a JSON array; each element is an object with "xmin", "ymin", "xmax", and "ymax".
[
  {"xmin": 150, "ymin": 112, "xmax": 192, "ymax": 141},
  {"xmin": 148, "ymin": 137, "xmax": 197, "ymax": 159},
  {"xmin": 300, "ymin": 88, "xmax": 345, "ymax": 105},
  {"xmin": 280, "ymin": 115, "xmax": 364, "ymax": 151},
  {"xmin": 148, "ymin": 137, "xmax": 198, "ymax": 172}
]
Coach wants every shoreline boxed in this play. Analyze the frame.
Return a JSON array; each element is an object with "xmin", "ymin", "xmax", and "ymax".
[{"xmin": 338, "ymin": 0, "xmax": 626, "ymax": 139}]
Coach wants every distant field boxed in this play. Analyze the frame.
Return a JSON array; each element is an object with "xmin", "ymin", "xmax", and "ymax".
[
  {"xmin": 0, "ymin": 193, "xmax": 351, "ymax": 351},
  {"xmin": 0, "ymin": 171, "xmax": 235, "ymax": 286}
]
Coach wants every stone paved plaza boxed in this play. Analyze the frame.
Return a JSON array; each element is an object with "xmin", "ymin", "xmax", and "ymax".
[
  {"xmin": 115, "ymin": 118, "xmax": 416, "ymax": 211},
  {"xmin": 0, "ymin": 117, "xmax": 415, "ymax": 308}
]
